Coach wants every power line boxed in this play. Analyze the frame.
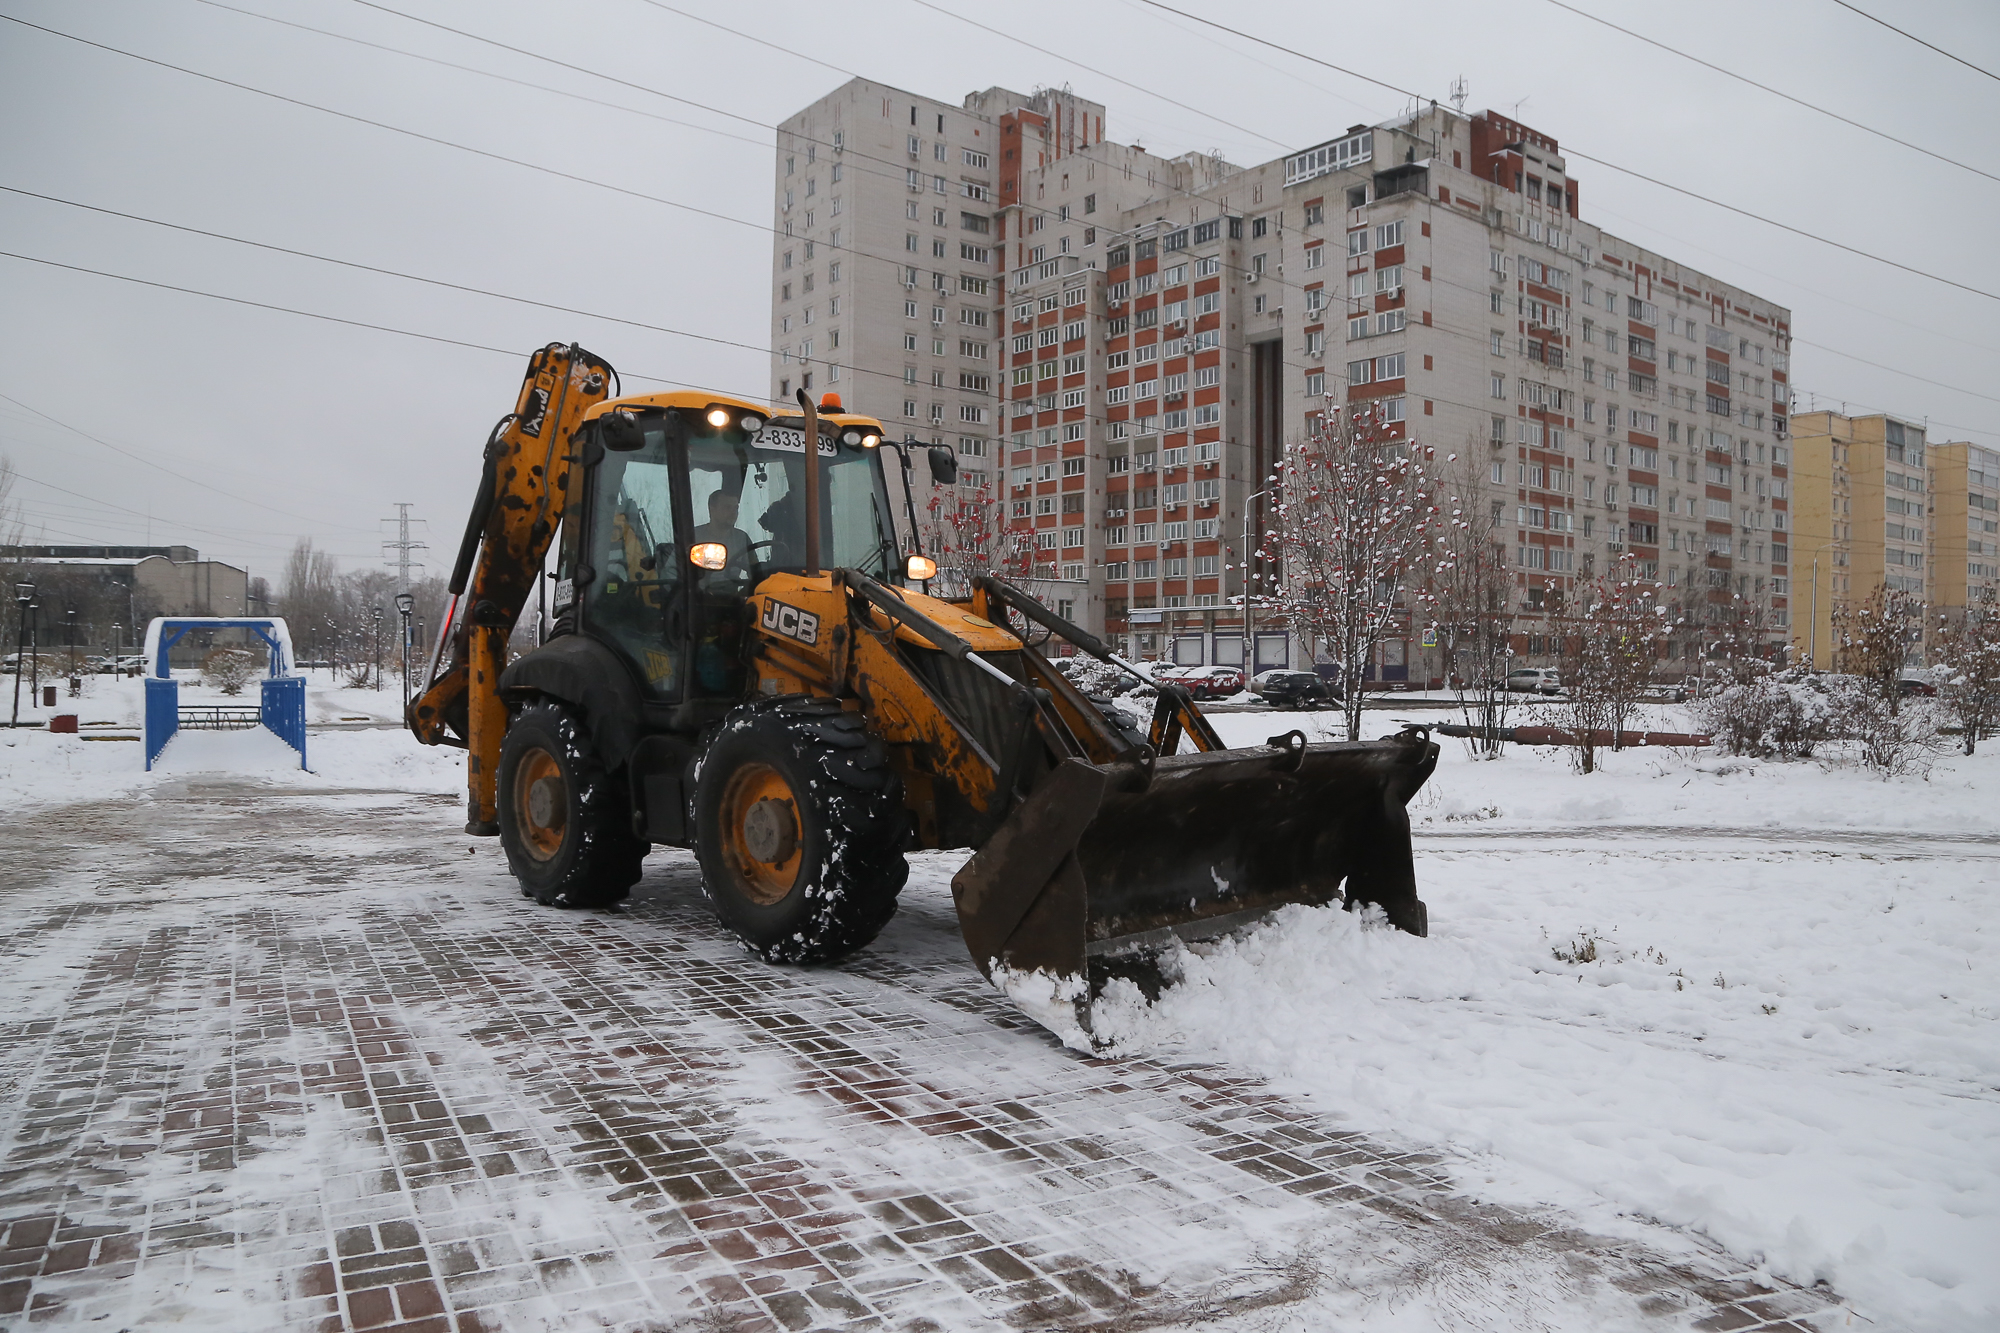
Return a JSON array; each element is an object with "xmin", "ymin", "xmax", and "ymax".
[
  {"xmin": 0, "ymin": 248, "xmax": 530, "ymax": 360},
  {"xmin": 1118, "ymin": 0, "xmax": 2000, "ymax": 304},
  {"xmin": 1829, "ymin": 0, "xmax": 2000, "ymax": 85},
  {"xmin": 187, "ymin": 0, "xmax": 780, "ymax": 150},
  {"xmin": 627, "ymin": 0, "xmax": 856, "ymax": 77},
  {"xmin": 0, "ymin": 388, "xmax": 381, "ymax": 533},
  {"xmin": 0, "ymin": 184, "xmax": 787, "ymax": 364},
  {"xmin": 14, "ymin": 171, "xmax": 1999, "ymax": 459},
  {"xmin": 7, "ymin": 18, "xmax": 1994, "ymax": 448},
  {"xmin": 341, "ymin": 0, "xmax": 772, "ymax": 134},
  {"xmin": 22, "ymin": 0, "xmax": 1998, "ymax": 338},
  {"xmin": 1541, "ymin": 0, "xmax": 2000, "ymax": 185},
  {"xmin": 901, "ymin": 0, "xmax": 1287, "ymax": 150},
  {"xmin": 0, "ymin": 16, "xmax": 795, "ymax": 258}
]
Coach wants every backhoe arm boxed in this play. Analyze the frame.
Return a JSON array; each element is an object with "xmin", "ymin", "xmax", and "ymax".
[{"xmin": 407, "ymin": 342, "xmax": 614, "ymax": 835}]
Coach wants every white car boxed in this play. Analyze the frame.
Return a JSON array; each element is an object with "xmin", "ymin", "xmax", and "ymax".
[{"xmin": 1502, "ymin": 667, "xmax": 1562, "ymax": 695}]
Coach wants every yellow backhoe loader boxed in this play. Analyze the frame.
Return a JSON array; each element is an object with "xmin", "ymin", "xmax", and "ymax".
[{"xmin": 409, "ymin": 343, "xmax": 1438, "ymax": 1047}]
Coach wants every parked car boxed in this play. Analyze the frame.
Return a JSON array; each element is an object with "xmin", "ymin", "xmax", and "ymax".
[
  {"xmin": 1896, "ymin": 676, "xmax": 1938, "ymax": 698},
  {"xmin": 1500, "ymin": 667, "xmax": 1562, "ymax": 695},
  {"xmin": 1253, "ymin": 669, "xmax": 1338, "ymax": 709},
  {"xmin": 1175, "ymin": 666, "xmax": 1245, "ymax": 700}
]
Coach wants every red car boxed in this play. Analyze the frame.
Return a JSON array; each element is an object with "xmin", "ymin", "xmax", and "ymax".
[{"xmin": 1178, "ymin": 666, "xmax": 1245, "ymax": 700}]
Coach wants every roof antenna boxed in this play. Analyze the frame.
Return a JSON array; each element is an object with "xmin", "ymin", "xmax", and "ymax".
[{"xmin": 1449, "ymin": 76, "xmax": 1469, "ymax": 114}]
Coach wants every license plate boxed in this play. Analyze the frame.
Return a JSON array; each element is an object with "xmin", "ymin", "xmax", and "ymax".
[{"xmin": 759, "ymin": 424, "xmax": 835, "ymax": 456}]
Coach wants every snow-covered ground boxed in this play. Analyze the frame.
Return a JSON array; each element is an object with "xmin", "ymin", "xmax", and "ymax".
[
  {"xmin": 0, "ymin": 670, "xmax": 453, "ymax": 809},
  {"xmin": 1, "ymin": 685, "xmax": 1991, "ymax": 1329},
  {"xmin": 1114, "ymin": 705, "xmax": 1999, "ymax": 1331}
]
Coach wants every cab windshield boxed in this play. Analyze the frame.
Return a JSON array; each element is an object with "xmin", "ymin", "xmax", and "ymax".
[{"xmin": 685, "ymin": 422, "xmax": 896, "ymax": 579}]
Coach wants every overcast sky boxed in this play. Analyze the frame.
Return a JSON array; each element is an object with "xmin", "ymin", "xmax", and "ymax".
[{"xmin": 2, "ymin": 0, "xmax": 1996, "ymax": 584}]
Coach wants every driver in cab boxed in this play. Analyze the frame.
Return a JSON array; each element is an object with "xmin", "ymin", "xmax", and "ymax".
[{"xmin": 692, "ymin": 490, "xmax": 752, "ymax": 585}]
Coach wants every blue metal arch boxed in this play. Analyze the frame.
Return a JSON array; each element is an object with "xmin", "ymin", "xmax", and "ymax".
[{"xmin": 151, "ymin": 619, "xmax": 290, "ymax": 679}]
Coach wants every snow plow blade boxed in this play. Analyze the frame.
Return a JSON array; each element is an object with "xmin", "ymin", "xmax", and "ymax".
[{"xmin": 950, "ymin": 728, "xmax": 1439, "ymax": 1049}]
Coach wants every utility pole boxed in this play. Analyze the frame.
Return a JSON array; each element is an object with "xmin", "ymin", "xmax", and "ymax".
[
  {"xmin": 381, "ymin": 504, "xmax": 427, "ymax": 695},
  {"xmin": 381, "ymin": 504, "xmax": 428, "ymax": 593}
]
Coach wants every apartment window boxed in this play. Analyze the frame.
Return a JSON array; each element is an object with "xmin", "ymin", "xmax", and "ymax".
[
  {"xmin": 1346, "ymin": 228, "xmax": 1370, "ymax": 256},
  {"xmin": 1376, "ymin": 353, "xmax": 1404, "ymax": 380},
  {"xmin": 1374, "ymin": 220, "xmax": 1405, "ymax": 248},
  {"xmin": 1490, "ymin": 373, "xmax": 1506, "ymax": 400}
]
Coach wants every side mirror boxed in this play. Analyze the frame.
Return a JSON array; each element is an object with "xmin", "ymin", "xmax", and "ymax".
[
  {"xmin": 906, "ymin": 554, "xmax": 937, "ymax": 581},
  {"xmin": 601, "ymin": 410, "xmax": 643, "ymax": 451},
  {"xmin": 927, "ymin": 446, "xmax": 958, "ymax": 486}
]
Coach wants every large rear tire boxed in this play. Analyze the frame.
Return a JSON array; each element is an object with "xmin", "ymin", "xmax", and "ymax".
[
  {"xmin": 498, "ymin": 699, "xmax": 646, "ymax": 908},
  {"xmin": 694, "ymin": 698, "xmax": 908, "ymax": 964}
]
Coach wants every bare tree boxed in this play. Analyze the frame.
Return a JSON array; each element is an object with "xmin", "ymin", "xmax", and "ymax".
[
  {"xmin": 920, "ymin": 481, "xmax": 1066, "ymax": 651},
  {"xmin": 1932, "ymin": 597, "xmax": 2000, "ymax": 755},
  {"xmin": 1266, "ymin": 399, "xmax": 1446, "ymax": 742},
  {"xmin": 1428, "ymin": 446, "xmax": 1516, "ymax": 755},
  {"xmin": 920, "ymin": 480, "xmax": 1032, "ymax": 600},
  {"xmin": 1833, "ymin": 582, "xmax": 1923, "ymax": 713},
  {"xmin": 279, "ymin": 537, "xmax": 343, "ymax": 671},
  {"xmin": 1549, "ymin": 556, "xmax": 1672, "ymax": 772}
]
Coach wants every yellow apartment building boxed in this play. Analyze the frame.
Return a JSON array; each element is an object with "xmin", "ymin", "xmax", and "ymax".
[
  {"xmin": 1789, "ymin": 411, "xmax": 1933, "ymax": 667},
  {"xmin": 1930, "ymin": 441, "xmax": 2000, "ymax": 620}
]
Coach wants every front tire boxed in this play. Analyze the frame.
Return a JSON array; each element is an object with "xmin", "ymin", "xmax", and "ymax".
[
  {"xmin": 498, "ymin": 699, "xmax": 646, "ymax": 908},
  {"xmin": 694, "ymin": 698, "xmax": 908, "ymax": 964}
]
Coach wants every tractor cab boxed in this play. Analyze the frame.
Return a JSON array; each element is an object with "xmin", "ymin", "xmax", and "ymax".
[{"xmin": 561, "ymin": 391, "xmax": 931, "ymax": 707}]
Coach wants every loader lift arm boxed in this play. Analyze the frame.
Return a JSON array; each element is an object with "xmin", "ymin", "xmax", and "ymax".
[{"xmin": 407, "ymin": 342, "xmax": 615, "ymax": 833}]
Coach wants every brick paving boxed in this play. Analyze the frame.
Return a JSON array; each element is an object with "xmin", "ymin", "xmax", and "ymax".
[{"xmin": 0, "ymin": 778, "xmax": 1850, "ymax": 1330}]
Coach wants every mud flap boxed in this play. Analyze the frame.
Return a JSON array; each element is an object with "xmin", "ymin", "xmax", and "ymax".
[{"xmin": 950, "ymin": 730, "xmax": 1439, "ymax": 1049}]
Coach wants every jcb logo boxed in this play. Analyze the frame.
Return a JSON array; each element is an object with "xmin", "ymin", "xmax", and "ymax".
[{"xmin": 760, "ymin": 599, "xmax": 819, "ymax": 646}]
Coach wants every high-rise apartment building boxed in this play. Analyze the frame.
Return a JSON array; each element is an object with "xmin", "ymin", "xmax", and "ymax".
[
  {"xmin": 771, "ymin": 82, "xmax": 1795, "ymax": 680},
  {"xmin": 1790, "ymin": 411, "xmax": 1999, "ymax": 667},
  {"xmin": 1930, "ymin": 441, "xmax": 2000, "ymax": 620}
]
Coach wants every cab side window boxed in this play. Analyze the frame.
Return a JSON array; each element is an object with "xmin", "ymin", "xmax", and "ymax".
[{"xmin": 589, "ymin": 454, "xmax": 681, "ymax": 697}]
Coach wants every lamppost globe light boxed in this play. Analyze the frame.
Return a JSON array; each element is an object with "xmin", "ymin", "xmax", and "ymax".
[{"xmin": 395, "ymin": 592, "xmax": 414, "ymax": 616}]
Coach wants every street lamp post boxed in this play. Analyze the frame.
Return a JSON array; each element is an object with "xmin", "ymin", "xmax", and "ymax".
[
  {"xmin": 1239, "ymin": 488, "xmax": 1269, "ymax": 674},
  {"xmin": 371, "ymin": 606, "xmax": 384, "ymax": 691},
  {"xmin": 111, "ymin": 623, "xmax": 122, "ymax": 675},
  {"xmin": 9, "ymin": 582, "xmax": 32, "ymax": 728},
  {"xmin": 27, "ymin": 600, "xmax": 39, "ymax": 701},
  {"xmin": 65, "ymin": 608, "xmax": 76, "ymax": 686},
  {"xmin": 1804, "ymin": 539, "xmax": 1840, "ymax": 669},
  {"xmin": 394, "ymin": 592, "xmax": 414, "ymax": 713}
]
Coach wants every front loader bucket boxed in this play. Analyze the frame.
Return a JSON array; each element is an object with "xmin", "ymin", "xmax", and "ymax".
[{"xmin": 950, "ymin": 729, "xmax": 1439, "ymax": 1050}]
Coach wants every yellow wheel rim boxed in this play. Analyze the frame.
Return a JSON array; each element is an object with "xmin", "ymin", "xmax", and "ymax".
[
  {"xmin": 720, "ymin": 761, "xmax": 803, "ymax": 905},
  {"xmin": 514, "ymin": 747, "xmax": 567, "ymax": 861}
]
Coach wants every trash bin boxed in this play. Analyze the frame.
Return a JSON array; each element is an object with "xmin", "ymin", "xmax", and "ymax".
[
  {"xmin": 42, "ymin": 685, "xmax": 56, "ymax": 707},
  {"xmin": 49, "ymin": 714, "xmax": 78, "ymax": 734}
]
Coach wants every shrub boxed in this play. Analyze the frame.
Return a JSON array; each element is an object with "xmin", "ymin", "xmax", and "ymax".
[
  {"xmin": 1831, "ymin": 684, "xmax": 1945, "ymax": 780},
  {"xmin": 1689, "ymin": 669, "xmax": 1838, "ymax": 761},
  {"xmin": 200, "ymin": 647, "xmax": 259, "ymax": 695}
]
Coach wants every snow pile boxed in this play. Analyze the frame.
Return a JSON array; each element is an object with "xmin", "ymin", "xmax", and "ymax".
[
  {"xmin": 1091, "ymin": 712, "xmax": 2000, "ymax": 1330},
  {"xmin": 151, "ymin": 726, "xmax": 304, "ymax": 774},
  {"xmin": 0, "ymin": 721, "xmax": 461, "ymax": 811}
]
